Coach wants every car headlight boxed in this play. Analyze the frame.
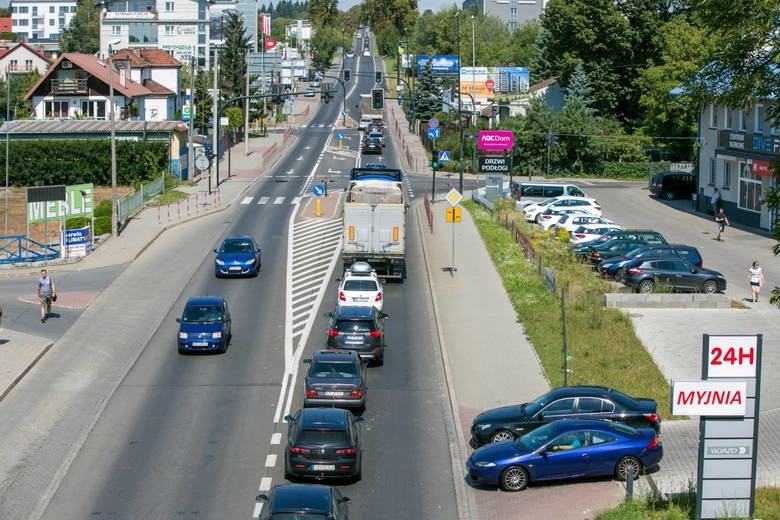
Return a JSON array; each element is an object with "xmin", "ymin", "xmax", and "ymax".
[
  {"xmin": 244, "ymin": 258, "xmax": 256, "ymax": 265},
  {"xmin": 476, "ymin": 423, "xmax": 492, "ymax": 431},
  {"xmin": 215, "ymin": 259, "xmax": 225, "ymax": 266},
  {"xmin": 474, "ymin": 461, "xmax": 496, "ymax": 468},
  {"xmin": 179, "ymin": 332, "xmax": 188, "ymax": 339},
  {"xmin": 212, "ymin": 331, "xmax": 222, "ymax": 339}
]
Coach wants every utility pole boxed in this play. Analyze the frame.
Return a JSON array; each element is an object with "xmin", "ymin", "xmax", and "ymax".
[
  {"xmin": 187, "ymin": 57, "xmax": 195, "ymax": 182},
  {"xmin": 546, "ymin": 127, "xmax": 552, "ymax": 177},
  {"xmin": 244, "ymin": 49, "xmax": 250, "ymax": 155},
  {"xmin": 456, "ymin": 11, "xmax": 463, "ymax": 193},
  {"xmin": 211, "ymin": 47, "xmax": 219, "ymax": 193}
]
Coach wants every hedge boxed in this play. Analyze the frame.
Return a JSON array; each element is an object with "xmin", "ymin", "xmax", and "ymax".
[{"xmin": 8, "ymin": 140, "xmax": 168, "ymax": 187}]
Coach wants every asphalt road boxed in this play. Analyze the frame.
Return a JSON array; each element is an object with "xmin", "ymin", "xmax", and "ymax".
[{"xmin": 28, "ymin": 51, "xmax": 458, "ymax": 520}]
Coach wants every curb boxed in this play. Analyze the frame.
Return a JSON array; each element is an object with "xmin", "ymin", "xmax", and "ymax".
[{"xmin": 0, "ymin": 340, "xmax": 54, "ymax": 402}]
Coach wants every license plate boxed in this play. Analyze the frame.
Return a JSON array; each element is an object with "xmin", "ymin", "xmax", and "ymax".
[
  {"xmin": 324, "ymin": 391, "xmax": 344, "ymax": 397},
  {"xmin": 192, "ymin": 341, "xmax": 208, "ymax": 347},
  {"xmin": 312, "ymin": 464, "xmax": 335, "ymax": 471},
  {"xmin": 229, "ymin": 266, "xmax": 241, "ymax": 271},
  {"xmin": 353, "ymin": 297, "xmax": 368, "ymax": 302},
  {"xmin": 345, "ymin": 335, "xmax": 362, "ymax": 342}
]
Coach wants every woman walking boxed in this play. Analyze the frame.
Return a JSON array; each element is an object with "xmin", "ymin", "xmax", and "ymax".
[{"xmin": 747, "ymin": 261, "xmax": 765, "ymax": 303}]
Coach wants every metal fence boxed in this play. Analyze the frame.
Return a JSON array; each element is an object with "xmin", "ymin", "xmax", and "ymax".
[{"xmin": 117, "ymin": 176, "xmax": 165, "ymax": 225}]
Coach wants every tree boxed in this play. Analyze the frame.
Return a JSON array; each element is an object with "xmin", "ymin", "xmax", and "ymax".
[
  {"xmin": 194, "ymin": 68, "xmax": 213, "ymax": 135},
  {"xmin": 528, "ymin": 28, "xmax": 552, "ymax": 85},
  {"xmin": 413, "ymin": 59, "xmax": 442, "ymax": 120},
  {"xmin": 309, "ymin": 0, "xmax": 338, "ymax": 27},
  {"xmin": 556, "ymin": 95, "xmax": 598, "ymax": 173},
  {"xmin": 310, "ymin": 25, "xmax": 339, "ymax": 68},
  {"xmin": 220, "ymin": 11, "xmax": 251, "ymax": 101},
  {"xmin": 59, "ymin": 0, "xmax": 100, "ymax": 54},
  {"xmin": 508, "ymin": 21, "xmax": 540, "ymax": 71}
]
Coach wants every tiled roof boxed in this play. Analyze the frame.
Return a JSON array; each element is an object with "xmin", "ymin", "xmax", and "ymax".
[
  {"xmin": 0, "ymin": 119, "xmax": 188, "ymax": 134},
  {"xmin": 143, "ymin": 78, "xmax": 175, "ymax": 96},
  {"xmin": 529, "ymin": 77, "xmax": 557, "ymax": 94},
  {"xmin": 112, "ymin": 48, "xmax": 182, "ymax": 68},
  {"xmin": 0, "ymin": 41, "xmax": 50, "ymax": 63}
]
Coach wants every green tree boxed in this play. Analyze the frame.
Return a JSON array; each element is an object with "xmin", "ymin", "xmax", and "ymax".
[
  {"xmin": 310, "ymin": 24, "xmax": 340, "ymax": 68},
  {"xmin": 413, "ymin": 59, "xmax": 442, "ymax": 120},
  {"xmin": 220, "ymin": 11, "xmax": 251, "ymax": 101},
  {"xmin": 514, "ymin": 97, "xmax": 556, "ymax": 171},
  {"xmin": 556, "ymin": 95, "xmax": 598, "ymax": 173},
  {"xmin": 508, "ymin": 21, "xmax": 540, "ymax": 71},
  {"xmin": 194, "ymin": 68, "xmax": 213, "ymax": 135},
  {"xmin": 528, "ymin": 28, "xmax": 552, "ymax": 84},
  {"xmin": 309, "ymin": 0, "xmax": 338, "ymax": 27},
  {"xmin": 565, "ymin": 63, "xmax": 594, "ymax": 110},
  {"xmin": 59, "ymin": 0, "xmax": 101, "ymax": 54}
]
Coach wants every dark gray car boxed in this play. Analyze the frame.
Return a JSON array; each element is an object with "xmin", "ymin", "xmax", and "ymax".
[
  {"xmin": 304, "ymin": 350, "xmax": 367, "ymax": 411},
  {"xmin": 325, "ymin": 306, "xmax": 387, "ymax": 365}
]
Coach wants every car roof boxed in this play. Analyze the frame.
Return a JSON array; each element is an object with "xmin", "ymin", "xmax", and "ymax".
[
  {"xmin": 312, "ymin": 349, "xmax": 360, "ymax": 362},
  {"xmin": 334, "ymin": 305, "xmax": 376, "ymax": 319},
  {"xmin": 299, "ymin": 408, "xmax": 349, "ymax": 429},
  {"xmin": 185, "ymin": 296, "xmax": 224, "ymax": 306},
  {"xmin": 223, "ymin": 235, "xmax": 253, "ymax": 242},
  {"xmin": 549, "ymin": 385, "xmax": 616, "ymax": 398},
  {"xmin": 268, "ymin": 484, "xmax": 333, "ymax": 514}
]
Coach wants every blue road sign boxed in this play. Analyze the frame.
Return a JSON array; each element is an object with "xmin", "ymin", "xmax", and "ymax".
[
  {"xmin": 398, "ymin": 97, "xmax": 403, "ymax": 105},
  {"xmin": 313, "ymin": 185, "xmax": 325, "ymax": 197},
  {"xmin": 337, "ymin": 132, "xmax": 344, "ymax": 140},
  {"xmin": 428, "ymin": 118, "xmax": 439, "ymax": 129},
  {"xmin": 465, "ymin": 134, "xmax": 474, "ymax": 139},
  {"xmin": 427, "ymin": 128, "xmax": 441, "ymax": 139},
  {"xmin": 341, "ymin": 109, "xmax": 346, "ymax": 116},
  {"xmin": 438, "ymin": 150, "xmax": 451, "ymax": 163}
]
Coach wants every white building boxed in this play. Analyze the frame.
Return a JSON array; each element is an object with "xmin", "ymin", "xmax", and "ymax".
[
  {"xmin": 11, "ymin": 0, "xmax": 78, "ymax": 42},
  {"xmin": 99, "ymin": 0, "xmax": 212, "ymax": 67}
]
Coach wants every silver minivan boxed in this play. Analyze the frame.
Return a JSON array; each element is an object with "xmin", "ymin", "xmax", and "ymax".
[{"xmin": 511, "ymin": 181, "xmax": 589, "ymax": 208}]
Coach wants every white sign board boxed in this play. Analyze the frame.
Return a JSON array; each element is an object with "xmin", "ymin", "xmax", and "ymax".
[
  {"xmin": 671, "ymin": 380, "xmax": 747, "ymax": 416},
  {"xmin": 706, "ymin": 335, "xmax": 758, "ymax": 378}
]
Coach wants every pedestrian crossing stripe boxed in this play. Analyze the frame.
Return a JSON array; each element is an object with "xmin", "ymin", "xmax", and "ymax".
[{"xmin": 240, "ymin": 195, "xmax": 328, "ymax": 205}]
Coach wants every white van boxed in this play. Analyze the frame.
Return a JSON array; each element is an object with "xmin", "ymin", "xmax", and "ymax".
[{"xmin": 510, "ymin": 181, "xmax": 589, "ymax": 208}]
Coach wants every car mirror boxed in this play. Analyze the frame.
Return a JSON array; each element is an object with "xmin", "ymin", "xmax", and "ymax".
[
  {"xmin": 691, "ymin": 268, "xmax": 698, "ymax": 273},
  {"xmin": 536, "ymin": 448, "xmax": 548, "ymax": 458},
  {"xmin": 341, "ymin": 497, "xmax": 352, "ymax": 504},
  {"xmin": 255, "ymin": 248, "xmax": 261, "ymax": 254},
  {"xmin": 256, "ymin": 494, "xmax": 268, "ymax": 502},
  {"xmin": 324, "ymin": 312, "xmax": 333, "ymax": 318},
  {"xmin": 303, "ymin": 358, "xmax": 311, "ymax": 364},
  {"xmin": 213, "ymin": 249, "xmax": 219, "ymax": 254},
  {"xmin": 176, "ymin": 318, "xmax": 181, "ymax": 323},
  {"xmin": 284, "ymin": 414, "xmax": 293, "ymax": 422},
  {"xmin": 381, "ymin": 312, "xmax": 389, "ymax": 319},
  {"xmin": 355, "ymin": 415, "xmax": 364, "ymax": 422},
  {"xmin": 335, "ymin": 278, "xmax": 341, "ymax": 283}
]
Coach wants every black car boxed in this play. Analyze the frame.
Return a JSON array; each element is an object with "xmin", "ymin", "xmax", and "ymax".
[
  {"xmin": 586, "ymin": 239, "xmax": 650, "ymax": 266},
  {"xmin": 361, "ymin": 136, "xmax": 382, "ymax": 154},
  {"xmin": 621, "ymin": 258, "xmax": 727, "ymax": 293},
  {"xmin": 650, "ymin": 171, "xmax": 696, "ymax": 200},
  {"xmin": 599, "ymin": 244, "xmax": 702, "ymax": 280},
  {"xmin": 325, "ymin": 306, "xmax": 387, "ymax": 365},
  {"xmin": 574, "ymin": 229, "xmax": 667, "ymax": 256},
  {"xmin": 469, "ymin": 386, "xmax": 660, "ymax": 448},
  {"xmin": 284, "ymin": 408, "xmax": 362, "ymax": 481},
  {"xmin": 256, "ymin": 484, "xmax": 350, "ymax": 519},
  {"xmin": 304, "ymin": 350, "xmax": 367, "ymax": 412}
]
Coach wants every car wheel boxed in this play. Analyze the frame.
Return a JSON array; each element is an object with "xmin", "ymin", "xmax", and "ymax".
[
  {"xmin": 535, "ymin": 214, "xmax": 543, "ymax": 224},
  {"xmin": 664, "ymin": 191, "xmax": 675, "ymax": 200},
  {"xmin": 614, "ymin": 268, "xmax": 624, "ymax": 282},
  {"xmin": 373, "ymin": 355, "xmax": 384, "ymax": 367},
  {"xmin": 638, "ymin": 279, "xmax": 655, "ymax": 293},
  {"xmin": 615, "ymin": 456, "xmax": 642, "ymax": 481},
  {"xmin": 702, "ymin": 280, "xmax": 718, "ymax": 294},
  {"xmin": 490, "ymin": 430, "xmax": 514, "ymax": 443},
  {"xmin": 178, "ymin": 346, "xmax": 186, "ymax": 355},
  {"xmin": 499, "ymin": 465, "xmax": 529, "ymax": 492}
]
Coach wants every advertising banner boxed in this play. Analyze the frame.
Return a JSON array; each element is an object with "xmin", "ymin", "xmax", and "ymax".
[
  {"xmin": 417, "ymin": 55, "xmax": 460, "ymax": 75},
  {"xmin": 478, "ymin": 156, "xmax": 511, "ymax": 174},
  {"xmin": 27, "ymin": 183, "xmax": 94, "ymax": 224},
  {"xmin": 478, "ymin": 130, "xmax": 514, "ymax": 151},
  {"xmin": 460, "ymin": 67, "xmax": 529, "ymax": 103},
  {"xmin": 60, "ymin": 226, "xmax": 92, "ymax": 258}
]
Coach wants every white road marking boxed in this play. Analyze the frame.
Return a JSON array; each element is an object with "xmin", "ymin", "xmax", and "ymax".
[
  {"xmin": 258, "ymin": 197, "xmax": 270, "ymax": 205},
  {"xmin": 270, "ymin": 433, "xmax": 282, "ymax": 445},
  {"xmin": 274, "ymin": 197, "xmax": 285, "ymax": 205},
  {"xmin": 241, "ymin": 196, "xmax": 253, "ymax": 204},
  {"xmin": 292, "ymin": 196, "xmax": 301, "ymax": 204},
  {"xmin": 265, "ymin": 454, "xmax": 277, "ymax": 467},
  {"xmin": 252, "ymin": 502, "xmax": 263, "ymax": 518},
  {"xmin": 286, "ymin": 169, "xmax": 294, "ymax": 175},
  {"xmin": 297, "ymin": 155, "xmax": 303, "ymax": 160},
  {"xmin": 304, "ymin": 145, "xmax": 311, "ymax": 149},
  {"xmin": 258, "ymin": 477, "xmax": 272, "ymax": 491}
]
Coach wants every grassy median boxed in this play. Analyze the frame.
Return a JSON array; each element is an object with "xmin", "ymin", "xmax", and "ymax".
[{"xmin": 465, "ymin": 199, "xmax": 672, "ymax": 419}]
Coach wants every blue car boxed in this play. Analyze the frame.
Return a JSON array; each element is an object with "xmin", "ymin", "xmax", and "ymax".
[
  {"xmin": 467, "ymin": 419, "xmax": 662, "ymax": 492},
  {"xmin": 599, "ymin": 244, "xmax": 702, "ymax": 280},
  {"xmin": 214, "ymin": 235, "xmax": 261, "ymax": 277},
  {"xmin": 176, "ymin": 296, "xmax": 231, "ymax": 354}
]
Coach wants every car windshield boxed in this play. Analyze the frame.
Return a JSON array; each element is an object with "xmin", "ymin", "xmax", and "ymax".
[
  {"xmin": 221, "ymin": 241, "xmax": 253, "ymax": 253},
  {"xmin": 310, "ymin": 361, "xmax": 359, "ymax": 378},
  {"xmin": 626, "ymin": 247, "xmax": 650, "ymax": 259},
  {"xmin": 516, "ymin": 422, "xmax": 561, "ymax": 451},
  {"xmin": 182, "ymin": 305, "xmax": 222, "ymax": 323},
  {"xmin": 343, "ymin": 280, "xmax": 378, "ymax": 291},
  {"xmin": 522, "ymin": 392, "xmax": 554, "ymax": 416},
  {"xmin": 333, "ymin": 319, "xmax": 373, "ymax": 332},
  {"xmin": 267, "ymin": 514, "xmax": 330, "ymax": 519}
]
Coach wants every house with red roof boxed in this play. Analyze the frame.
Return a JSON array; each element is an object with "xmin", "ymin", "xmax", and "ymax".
[
  {"xmin": 24, "ymin": 49, "xmax": 180, "ymax": 121},
  {"xmin": 0, "ymin": 41, "xmax": 51, "ymax": 81}
]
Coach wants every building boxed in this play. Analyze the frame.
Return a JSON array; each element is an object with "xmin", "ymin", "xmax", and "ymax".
[
  {"xmin": 209, "ymin": 0, "xmax": 258, "ymax": 49},
  {"xmin": 98, "ymin": 0, "xmax": 212, "ymax": 67},
  {"xmin": 697, "ymin": 101, "xmax": 778, "ymax": 230},
  {"xmin": 482, "ymin": 0, "xmax": 547, "ymax": 29},
  {"xmin": 11, "ymin": 0, "xmax": 78, "ymax": 42},
  {"xmin": 24, "ymin": 51, "xmax": 178, "ymax": 121},
  {"xmin": 285, "ymin": 19, "xmax": 312, "ymax": 44},
  {"xmin": 509, "ymin": 77, "xmax": 564, "ymax": 117},
  {"xmin": 0, "ymin": 17, "xmax": 12, "ymax": 33},
  {"xmin": 0, "ymin": 40, "xmax": 51, "ymax": 81}
]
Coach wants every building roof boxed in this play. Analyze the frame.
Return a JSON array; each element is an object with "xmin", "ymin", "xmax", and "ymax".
[
  {"xmin": 0, "ymin": 41, "xmax": 51, "ymax": 63},
  {"xmin": 0, "ymin": 119, "xmax": 188, "ymax": 134},
  {"xmin": 529, "ymin": 77, "xmax": 558, "ymax": 94},
  {"xmin": 0, "ymin": 18, "xmax": 11, "ymax": 33},
  {"xmin": 111, "ymin": 48, "xmax": 182, "ymax": 68},
  {"xmin": 143, "ymin": 78, "xmax": 175, "ymax": 96}
]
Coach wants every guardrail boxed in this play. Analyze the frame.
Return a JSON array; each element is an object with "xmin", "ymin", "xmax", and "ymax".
[
  {"xmin": 117, "ymin": 175, "xmax": 165, "ymax": 226},
  {"xmin": 0, "ymin": 235, "xmax": 59, "ymax": 264}
]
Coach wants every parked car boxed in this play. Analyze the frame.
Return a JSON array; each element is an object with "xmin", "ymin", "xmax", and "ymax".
[
  {"xmin": 304, "ymin": 86, "xmax": 316, "ymax": 97},
  {"xmin": 176, "ymin": 296, "xmax": 231, "ymax": 354},
  {"xmin": 586, "ymin": 239, "xmax": 650, "ymax": 266},
  {"xmin": 569, "ymin": 225, "xmax": 625, "ymax": 245},
  {"xmin": 466, "ymin": 419, "xmax": 663, "ymax": 491},
  {"xmin": 573, "ymin": 229, "xmax": 667, "ymax": 254},
  {"xmin": 304, "ymin": 350, "xmax": 367, "ymax": 411},
  {"xmin": 361, "ymin": 136, "xmax": 382, "ymax": 154},
  {"xmin": 599, "ymin": 244, "xmax": 702, "ymax": 280},
  {"xmin": 325, "ymin": 306, "xmax": 388, "ymax": 365},
  {"xmin": 256, "ymin": 484, "xmax": 351, "ymax": 519},
  {"xmin": 556, "ymin": 215, "xmax": 615, "ymax": 234},
  {"xmin": 650, "ymin": 171, "xmax": 696, "ymax": 200},
  {"xmin": 284, "ymin": 408, "xmax": 362, "ymax": 481},
  {"xmin": 524, "ymin": 196, "xmax": 602, "ymax": 222},
  {"xmin": 337, "ymin": 262, "xmax": 384, "ymax": 311},
  {"xmin": 510, "ymin": 181, "xmax": 590, "ymax": 208},
  {"xmin": 537, "ymin": 209, "xmax": 592, "ymax": 231},
  {"xmin": 469, "ymin": 386, "xmax": 660, "ymax": 447},
  {"xmin": 621, "ymin": 258, "xmax": 727, "ymax": 293},
  {"xmin": 214, "ymin": 235, "xmax": 261, "ymax": 277}
]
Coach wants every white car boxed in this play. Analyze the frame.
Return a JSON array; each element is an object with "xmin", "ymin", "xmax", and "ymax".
[
  {"xmin": 569, "ymin": 224, "xmax": 625, "ymax": 244},
  {"xmin": 555, "ymin": 214, "xmax": 615, "ymax": 233},
  {"xmin": 358, "ymin": 117, "xmax": 373, "ymax": 131},
  {"xmin": 524, "ymin": 196, "xmax": 602, "ymax": 222},
  {"xmin": 337, "ymin": 262, "xmax": 384, "ymax": 311},
  {"xmin": 362, "ymin": 49, "xmax": 371, "ymax": 57},
  {"xmin": 537, "ymin": 209, "xmax": 591, "ymax": 231}
]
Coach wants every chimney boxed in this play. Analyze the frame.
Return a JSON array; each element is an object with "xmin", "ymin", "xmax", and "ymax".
[{"xmin": 119, "ymin": 67, "xmax": 127, "ymax": 87}]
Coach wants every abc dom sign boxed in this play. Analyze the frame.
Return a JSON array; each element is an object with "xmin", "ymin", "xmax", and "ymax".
[{"xmin": 478, "ymin": 130, "xmax": 514, "ymax": 151}]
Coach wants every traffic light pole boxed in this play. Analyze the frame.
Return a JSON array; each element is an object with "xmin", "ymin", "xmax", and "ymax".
[{"xmin": 322, "ymin": 74, "xmax": 347, "ymax": 125}]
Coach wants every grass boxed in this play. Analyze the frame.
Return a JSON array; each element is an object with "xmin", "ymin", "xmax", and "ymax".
[
  {"xmin": 150, "ymin": 189, "xmax": 190, "ymax": 206},
  {"xmin": 466, "ymin": 199, "xmax": 672, "ymax": 419}
]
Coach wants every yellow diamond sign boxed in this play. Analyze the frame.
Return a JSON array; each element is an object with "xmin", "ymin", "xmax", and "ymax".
[{"xmin": 445, "ymin": 188, "xmax": 463, "ymax": 207}]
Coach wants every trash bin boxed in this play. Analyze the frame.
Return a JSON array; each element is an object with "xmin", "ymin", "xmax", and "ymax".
[{"xmin": 691, "ymin": 192, "xmax": 697, "ymax": 211}]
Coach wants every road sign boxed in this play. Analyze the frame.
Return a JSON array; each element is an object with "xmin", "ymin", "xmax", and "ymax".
[
  {"xmin": 446, "ymin": 206, "xmax": 462, "ymax": 223},
  {"xmin": 445, "ymin": 188, "xmax": 463, "ymax": 207},
  {"xmin": 265, "ymin": 39, "xmax": 276, "ymax": 51},
  {"xmin": 313, "ymin": 185, "xmax": 324, "ymax": 197},
  {"xmin": 337, "ymin": 132, "xmax": 344, "ymax": 140},
  {"xmin": 478, "ymin": 155, "xmax": 511, "ymax": 174},
  {"xmin": 220, "ymin": 116, "xmax": 229, "ymax": 127},
  {"xmin": 438, "ymin": 150, "xmax": 451, "ymax": 163},
  {"xmin": 428, "ymin": 118, "xmax": 439, "ymax": 129},
  {"xmin": 427, "ymin": 127, "xmax": 440, "ymax": 139},
  {"xmin": 341, "ymin": 109, "xmax": 346, "ymax": 117},
  {"xmin": 195, "ymin": 155, "xmax": 209, "ymax": 171}
]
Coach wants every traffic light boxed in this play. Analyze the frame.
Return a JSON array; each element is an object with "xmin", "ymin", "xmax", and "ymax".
[
  {"xmin": 375, "ymin": 72, "xmax": 382, "ymax": 83},
  {"xmin": 431, "ymin": 148, "xmax": 440, "ymax": 170},
  {"xmin": 371, "ymin": 88, "xmax": 384, "ymax": 110},
  {"xmin": 343, "ymin": 69, "xmax": 351, "ymax": 82}
]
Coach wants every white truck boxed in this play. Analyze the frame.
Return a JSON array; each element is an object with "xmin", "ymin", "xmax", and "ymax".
[{"xmin": 342, "ymin": 167, "xmax": 407, "ymax": 280}]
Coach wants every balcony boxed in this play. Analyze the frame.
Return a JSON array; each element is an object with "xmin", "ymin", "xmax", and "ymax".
[{"xmin": 50, "ymin": 78, "xmax": 88, "ymax": 94}]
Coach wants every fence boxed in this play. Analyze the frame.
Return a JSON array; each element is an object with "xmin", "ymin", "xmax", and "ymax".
[
  {"xmin": 117, "ymin": 175, "xmax": 165, "ymax": 226},
  {"xmin": 0, "ymin": 235, "xmax": 59, "ymax": 264},
  {"xmin": 423, "ymin": 190, "xmax": 434, "ymax": 233}
]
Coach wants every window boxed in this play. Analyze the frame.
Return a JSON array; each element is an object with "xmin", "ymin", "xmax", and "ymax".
[
  {"xmin": 44, "ymin": 100, "xmax": 69, "ymax": 118},
  {"xmin": 709, "ymin": 105, "xmax": 718, "ymax": 128},
  {"xmin": 8, "ymin": 59, "xmax": 17, "ymax": 71},
  {"xmin": 739, "ymin": 108, "xmax": 750, "ymax": 131},
  {"xmin": 509, "ymin": 21, "xmax": 516, "ymax": 29},
  {"xmin": 17, "ymin": 19, "xmax": 29, "ymax": 26},
  {"xmin": 739, "ymin": 162, "xmax": 762, "ymax": 212},
  {"xmin": 59, "ymin": 6, "xmax": 68, "ymax": 13},
  {"xmin": 755, "ymin": 104, "xmax": 764, "ymax": 133},
  {"xmin": 723, "ymin": 160, "xmax": 732, "ymax": 189},
  {"xmin": 24, "ymin": 59, "xmax": 32, "ymax": 71},
  {"xmin": 49, "ymin": 19, "xmax": 54, "ymax": 26},
  {"xmin": 19, "ymin": 6, "xmax": 28, "ymax": 13},
  {"xmin": 31, "ymin": 6, "xmax": 38, "ymax": 14},
  {"xmin": 111, "ymin": 25, "xmax": 121, "ymax": 35},
  {"xmin": 165, "ymin": 1, "xmax": 174, "ymax": 11},
  {"xmin": 164, "ymin": 25, "xmax": 175, "ymax": 36},
  {"xmin": 577, "ymin": 398, "xmax": 604, "ymax": 414},
  {"xmin": 510, "ymin": 7, "xmax": 517, "ymax": 17},
  {"xmin": 709, "ymin": 158, "xmax": 717, "ymax": 185},
  {"xmin": 49, "ymin": 6, "xmax": 55, "ymax": 12},
  {"xmin": 542, "ymin": 398, "xmax": 575, "ymax": 416},
  {"xmin": 724, "ymin": 108, "xmax": 733, "ymax": 129},
  {"xmin": 591, "ymin": 432, "xmax": 617, "ymax": 445},
  {"xmin": 71, "ymin": 6, "xmax": 77, "ymax": 12},
  {"xmin": 80, "ymin": 100, "xmax": 106, "ymax": 118}
]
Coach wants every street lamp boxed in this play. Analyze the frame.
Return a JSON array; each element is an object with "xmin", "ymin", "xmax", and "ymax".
[
  {"xmin": 108, "ymin": 39, "xmax": 120, "ymax": 237},
  {"xmin": 244, "ymin": 40, "xmax": 254, "ymax": 156},
  {"xmin": 456, "ymin": 11, "xmax": 464, "ymax": 193}
]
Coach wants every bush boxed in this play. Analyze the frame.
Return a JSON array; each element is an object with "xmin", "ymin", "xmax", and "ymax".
[
  {"xmin": 65, "ymin": 216, "xmax": 89, "ymax": 230},
  {"xmin": 94, "ymin": 216, "xmax": 111, "ymax": 235},
  {"xmin": 591, "ymin": 162, "xmax": 650, "ymax": 179},
  {"xmin": 94, "ymin": 199, "xmax": 112, "ymax": 218}
]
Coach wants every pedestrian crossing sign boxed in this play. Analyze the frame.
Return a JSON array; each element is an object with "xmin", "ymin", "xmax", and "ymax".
[{"xmin": 438, "ymin": 151, "xmax": 451, "ymax": 163}]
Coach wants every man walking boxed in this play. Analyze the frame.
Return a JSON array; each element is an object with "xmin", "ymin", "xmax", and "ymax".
[
  {"xmin": 37, "ymin": 269, "xmax": 55, "ymax": 323},
  {"xmin": 715, "ymin": 207, "xmax": 730, "ymax": 241}
]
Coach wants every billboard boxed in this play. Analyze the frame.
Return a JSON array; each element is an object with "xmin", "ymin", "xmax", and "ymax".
[
  {"xmin": 460, "ymin": 66, "xmax": 529, "ymax": 103},
  {"xmin": 417, "ymin": 55, "xmax": 460, "ymax": 75},
  {"xmin": 60, "ymin": 226, "xmax": 93, "ymax": 258},
  {"xmin": 27, "ymin": 183, "xmax": 94, "ymax": 224},
  {"xmin": 478, "ymin": 130, "xmax": 514, "ymax": 151}
]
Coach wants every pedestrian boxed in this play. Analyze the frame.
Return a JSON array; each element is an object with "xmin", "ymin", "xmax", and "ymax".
[
  {"xmin": 37, "ymin": 268, "xmax": 55, "ymax": 323},
  {"xmin": 710, "ymin": 187, "xmax": 720, "ymax": 214},
  {"xmin": 714, "ymin": 207, "xmax": 730, "ymax": 241},
  {"xmin": 747, "ymin": 261, "xmax": 765, "ymax": 303}
]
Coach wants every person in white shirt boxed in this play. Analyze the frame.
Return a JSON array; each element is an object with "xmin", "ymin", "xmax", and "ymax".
[{"xmin": 747, "ymin": 261, "xmax": 765, "ymax": 303}]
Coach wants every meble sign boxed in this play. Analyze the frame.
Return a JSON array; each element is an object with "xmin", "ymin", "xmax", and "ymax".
[{"xmin": 671, "ymin": 380, "xmax": 746, "ymax": 416}]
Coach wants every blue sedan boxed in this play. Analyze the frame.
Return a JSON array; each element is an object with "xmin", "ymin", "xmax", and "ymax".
[
  {"xmin": 214, "ymin": 235, "xmax": 261, "ymax": 277},
  {"xmin": 176, "ymin": 296, "xmax": 231, "ymax": 354},
  {"xmin": 467, "ymin": 419, "xmax": 662, "ymax": 491}
]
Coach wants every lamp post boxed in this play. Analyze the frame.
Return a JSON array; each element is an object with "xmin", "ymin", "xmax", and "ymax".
[
  {"xmin": 4, "ymin": 66, "xmax": 9, "ymax": 239},
  {"xmin": 187, "ymin": 56, "xmax": 196, "ymax": 183},
  {"xmin": 471, "ymin": 14, "xmax": 477, "ymax": 177},
  {"xmin": 456, "ymin": 11, "xmax": 463, "ymax": 193},
  {"xmin": 107, "ymin": 39, "xmax": 120, "ymax": 237}
]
